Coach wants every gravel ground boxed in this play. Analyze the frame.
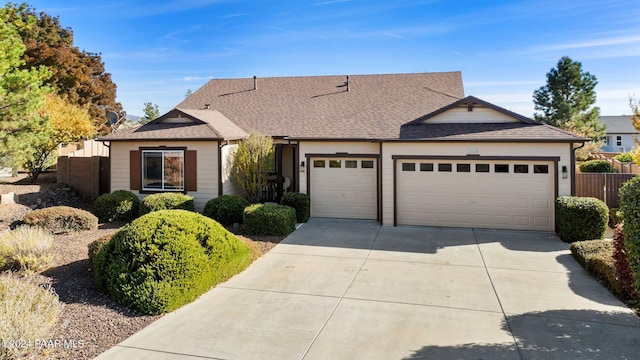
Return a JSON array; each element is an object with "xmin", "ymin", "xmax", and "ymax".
[{"xmin": 1, "ymin": 173, "xmax": 285, "ymax": 359}]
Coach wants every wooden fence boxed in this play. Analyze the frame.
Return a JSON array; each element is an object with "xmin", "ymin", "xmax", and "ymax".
[
  {"xmin": 57, "ymin": 156, "xmax": 110, "ymax": 199},
  {"xmin": 575, "ymin": 173, "xmax": 636, "ymax": 208}
]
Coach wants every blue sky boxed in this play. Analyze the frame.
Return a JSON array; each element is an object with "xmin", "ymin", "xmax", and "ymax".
[{"xmin": 25, "ymin": 0, "xmax": 640, "ymax": 117}]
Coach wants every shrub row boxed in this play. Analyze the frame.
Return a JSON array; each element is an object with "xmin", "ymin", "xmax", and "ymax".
[
  {"xmin": 280, "ymin": 192, "xmax": 310, "ymax": 223},
  {"xmin": 570, "ymin": 240, "xmax": 622, "ymax": 296},
  {"xmin": 93, "ymin": 210, "xmax": 252, "ymax": 315},
  {"xmin": 619, "ymin": 176, "xmax": 640, "ymax": 299},
  {"xmin": 95, "ymin": 190, "xmax": 140, "ymax": 222},
  {"xmin": 555, "ymin": 196, "xmax": 608, "ymax": 243},
  {"xmin": 203, "ymin": 195, "xmax": 249, "ymax": 226}
]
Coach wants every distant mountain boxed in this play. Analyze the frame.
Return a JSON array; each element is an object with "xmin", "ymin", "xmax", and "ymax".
[{"xmin": 127, "ymin": 114, "xmax": 142, "ymax": 122}]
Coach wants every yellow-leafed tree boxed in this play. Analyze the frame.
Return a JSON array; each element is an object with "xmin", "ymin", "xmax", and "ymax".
[{"xmin": 19, "ymin": 93, "xmax": 94, "ymax": 179}]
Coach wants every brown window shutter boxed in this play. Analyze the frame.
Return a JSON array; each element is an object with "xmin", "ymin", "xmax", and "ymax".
[
  {"xmin": 130, "ymin": 150, "xmax": 141, "ymax": 190},
  {"xmin": 185, "ymin": 150, "xmax": 197, "ymax": 191}
]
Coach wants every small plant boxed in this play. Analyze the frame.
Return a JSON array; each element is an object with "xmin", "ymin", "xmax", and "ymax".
[
  {"xmin": 94, "ymin": 190, "xmax": 140, "ymax": 222},
  {"xmin": 93, "ymin": 210, "xmax": 251, "ymax": 315},
  {"xmin": 139, "ymin": 192, "xmax": 194, "ymax": 216},
  {"xmin": 243, "ymin": 203, "xmax": 296, "ymax": 236},
  {"xmin": 615, "ymin": 152, "xmax": 634, "ymax": 163},
  {"xmin": 280, "ymin": 192, "xmax": 310, "ymax": 223},
  {"xmin": 578, "ymin": 159, "xmax": 616, "ymax": 173},
  {"xmin": 0, "ymin": 274, "xmax": 62, "ymax": 360},
  {"xmin": 203, "ymin": 195, "xmax": 250, "ymax": 226},
  {"xmin": 609, "ymin": 208, "xmax": 623, "ymax": 228},
  {"xmin": 555, "ymin": 196, "xmax": 608, "ymax": 243},
  {"xmin": 22, "ymin": 206, "xmax": 98, "ymax": 234},
  {"xmin": 0, "ymin": 226, "xmax": 55, "ymax": 273}
]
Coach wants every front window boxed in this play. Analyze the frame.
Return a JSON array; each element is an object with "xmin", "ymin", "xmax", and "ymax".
[{"xmin": 142, "ymin": 150, "xmax": 184, "ymax": 191}]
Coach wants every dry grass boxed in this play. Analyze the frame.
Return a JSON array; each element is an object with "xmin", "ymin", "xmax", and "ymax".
[
  {"xmin": 0, "ymin": 274, "xmax": 63, "ymax": 360},
  {"xmin": 0, "ymin": 226, "xmax": 55, "ymax": 273}
]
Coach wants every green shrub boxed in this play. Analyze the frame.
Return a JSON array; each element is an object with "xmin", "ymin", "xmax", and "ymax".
[
  {"xmin": 93, "ymin": 210, "xmax": 251, "ymax": 315},
  {"xmin": 203, "ymin": 195, "xmax": 250, "ymax": 226},
  {"xmin": 0, "ymin": 274, "xmax": 62, "ymax": 360},
  {"xmin": 0, "ymin": 226, "xmax": 55, "ymax": 273},
  {"xmin": 139, "ymin": 192, "xmax": 194, "ymax": 216},
  {"xmin": 609, "ymin": 208, "xmax": 624, "ymax": 228},
  {"xmin": 579, "ymin": 159, "xmax": 616, "ymax": 173},
  {"xmin": 615, "ymin": 152, "xmax": 634, "ymax": 163},
  {"xmin": 280, "ymin": 192, "xmax": 310, "ymax": 223},
  {"xmin": 619, "ymin": 176, "xmax": 640, "ymax": 298},
  {"xmin": 95, "ymin": 190, "xmax": 140, "ymax": 222},
  {"xmin": 22, "ymin": 206, "xmax": 98, "ymax": 234},
  {"xmin": 555, "ymin": 196, "xmax": 608, "ymax": 243},
  {"xmin": 88, "ymin": 234, "xmax": 113, "ymax": 267},
  {"xmin": 243, "ymin": 203, "xmax": 296, "ymax": 236},
  {"xmin": 570, "ymin": 240, "xmax": 622, "ymax": 296}
]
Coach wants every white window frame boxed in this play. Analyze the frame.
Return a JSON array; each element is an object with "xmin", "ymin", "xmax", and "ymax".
[{"xmin": 141, "ymin": 150, "xmax": 185, "ymax": 192}]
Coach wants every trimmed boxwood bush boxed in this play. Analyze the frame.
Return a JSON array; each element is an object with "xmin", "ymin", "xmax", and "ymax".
[
  {"xmin": 280, "ymin": 192, "xmax": 310, "ymax": 223},
  {"xmin": 619, "ymin": 176, "xmax": 640, "ymax": 298},
  {"xmin": 579, "ymin": 160, "xmax": 616, "ymax": 173},
  {"xmin": 609, "ymin": 208, "xmax": 624, "ymax": 228},
  {"xmin": 93, "ymin": 210, "xmax": 251, "ymax": 315},
  {"xmin": 94, "ymin": 190, "xmax": 140, "ymax": 222},
  {"xmin": 22, "ymin": 206, "xmax": 98, "ymax": 234},
  {"xmin": 139, "ymin": 192, "xmax": 194, "ymax": 216},
  {"xmin": 243, "ymin": 203, "xmax": 296, "ymax": 236},
  {"xmin": 570, "ymin": 239, "xmax": 622, "ymax": 297},
  {"xmin": 203, "ymin": 195, "xmax": 250, "ymax": 226},
  {"xmin": 555, "ymin": 196, "xmax": 608, "ymax": 243}
]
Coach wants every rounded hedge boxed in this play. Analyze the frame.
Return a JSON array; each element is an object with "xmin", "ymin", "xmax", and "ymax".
[
  {"xmin": 203, "ymin": 195, "xmax": 250, "ymax": 226},
  {"xmin": 579, "ymin": 160, "xmax": 616, "ymax": 173},
  {"xmin": 615, "ymin": 152, "xmax": 634, "ymax": 163},
  {"xmin": 243, "ymin": 203, "xmax": 296, "ymax": 236},
  {"xmin": 280, "ymin": 192, "xmax": 310, "ymax": 223},
  {"xmin": 139, "ymin": 192, "xmax": 194, "ymax": 216},
  {"xmin": 93, "ymin": 210, "xmax": 252, "ymax": 315},
  {"xmin": 94, "ymin": 190, "xmax": 140, "ymax": 222},
  {"xmin": 22, "ymin": 206, "xmax": 98, "ymax": 234},
  {"xmin": 555, "ymin": 196, "xmax": 608, "ymax": 243}
]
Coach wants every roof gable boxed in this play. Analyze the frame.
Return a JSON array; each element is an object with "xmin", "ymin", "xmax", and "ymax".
[
  {"xmin": 407, "ymin": 96, "xmax": 537, "ymax": 125},
  {"xmin": 600, "ymin": 115, "xmax": 636, "ymax": 134}
]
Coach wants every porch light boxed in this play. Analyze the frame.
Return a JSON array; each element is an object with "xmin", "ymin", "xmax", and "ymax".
[
  {"xmin": 562, "ymin": 165, "xmax": 568, "ymax": 179},
  {"xmin": 300, "ymin": 161, "xmax": 305, "ymax": 173}
]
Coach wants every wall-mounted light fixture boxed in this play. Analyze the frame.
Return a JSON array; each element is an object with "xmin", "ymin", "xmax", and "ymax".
[
  {"xmin": 562, "ymin": 165, "xmax": 568, "ymax": 179},
  {"xmin": 300, "ymin": 161, "xmax": 305, "ymax": 173}
]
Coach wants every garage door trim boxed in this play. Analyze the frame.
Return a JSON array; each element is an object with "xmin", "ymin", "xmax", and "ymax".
[
  {"xmin": 306, "ymin": 153, "xmax": 381, "ymax": 221},
  {"xmin": 392, "ymin": 155, "xmax": 560, "ymax": 227}
]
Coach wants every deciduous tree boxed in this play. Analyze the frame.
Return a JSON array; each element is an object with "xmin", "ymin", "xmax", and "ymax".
[{"xmin": 231, "ymin": 134, "xmax": 274, "ymax": 203}]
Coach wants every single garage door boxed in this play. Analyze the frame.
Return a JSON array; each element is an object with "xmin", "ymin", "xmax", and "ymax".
[
  {"xmin": 397, "ymin": 159, "xmax": 554, "ymax": 231},
  {"xmin": 310, "ymin": 158, "xmax": 377, "ymax": 220}
]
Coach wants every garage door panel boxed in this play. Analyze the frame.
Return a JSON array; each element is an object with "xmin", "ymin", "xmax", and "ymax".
[
  {"xmin": 397, "ymin": 160, "xmax": 554, "ymax": 231},
  {"xmin": 310, "ymin": 158, "xmax": 377, "ymax": 220}
]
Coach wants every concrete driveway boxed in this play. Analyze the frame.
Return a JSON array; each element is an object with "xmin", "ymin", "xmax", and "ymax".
[{"xmin": 97, "ymin": 219, "xmax": 640, "ymax": 359}]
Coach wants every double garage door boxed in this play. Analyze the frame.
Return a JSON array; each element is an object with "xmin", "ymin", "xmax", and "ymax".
[
  {"xmin": 396, "ymin": 159, "xmax": 555, "ymax": 231},
  {"xmin": 309, "ymin": 157, "xmax": 377, "ymax": 220}
]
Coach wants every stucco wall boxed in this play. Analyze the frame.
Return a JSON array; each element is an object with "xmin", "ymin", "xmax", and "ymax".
[
  {"xmin": 110, "ymin": 140, "xmax": 218, "ymax": 212},
  {"xmin": 425, "ymin": 107, "xmax": 520, "ymax": 124}
]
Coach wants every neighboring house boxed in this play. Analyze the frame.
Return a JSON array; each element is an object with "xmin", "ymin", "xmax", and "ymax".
[
  {"xmin": 600, "ymin": 115, "xmax": 637, "ymax": 152},
  {"xmin": 99, "ymin": 72, "xmax": 586, "ymax": 232}
]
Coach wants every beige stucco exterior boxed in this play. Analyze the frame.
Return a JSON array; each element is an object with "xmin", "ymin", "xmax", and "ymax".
[{"xmin": 110, "ymin": 140, "xmax": 218, "ymax": 212}]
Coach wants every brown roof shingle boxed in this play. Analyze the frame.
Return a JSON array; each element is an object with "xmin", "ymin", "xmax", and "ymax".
[{"xmin": 398, "ymin": 123, "xmax": 587, "ymax": 142}]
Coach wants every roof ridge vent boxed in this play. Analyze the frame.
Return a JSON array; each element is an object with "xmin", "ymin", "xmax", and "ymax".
[
  {"xmin": 253, "ymin": 75, "xmax": 257, "ymax": 90},
  {"xmin": 346, "ymin": 75, "xmax": 350, "ymax": 92}
]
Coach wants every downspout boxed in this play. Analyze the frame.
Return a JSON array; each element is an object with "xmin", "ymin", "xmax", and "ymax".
[{"xmin": 571, "ymin": 142, "xmax": 586, "ymax": 196}]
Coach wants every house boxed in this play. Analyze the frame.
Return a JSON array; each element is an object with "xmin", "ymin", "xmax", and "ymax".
[
  {"xmin": 99, "ymin": 72, "xmax": 586, "ymax": 232},
  {"xmin": 600, "ymin": 115, "xmax": 637, "ymax": 152}
]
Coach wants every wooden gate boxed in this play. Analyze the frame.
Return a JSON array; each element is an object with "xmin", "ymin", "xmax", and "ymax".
[{"xmin": 575, "ymin": 173, "xmax": 636, "ymax": 208}]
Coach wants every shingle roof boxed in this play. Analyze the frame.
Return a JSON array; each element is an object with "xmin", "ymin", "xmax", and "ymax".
[
  {"xmin": 99, "ymin": 121, "xmax": 221, "ymax": 141},
  {"xmin": 176, "ymin": 72, "xmax": 465, "ymax": 139},
  {"xmin": 398, "ymin": 122, "xmax": 587, "ymax": 142},
  {"xmin": 600, "ymin": 115, "xmax": 636, "ymax": 134}
]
